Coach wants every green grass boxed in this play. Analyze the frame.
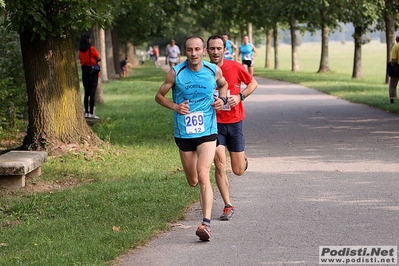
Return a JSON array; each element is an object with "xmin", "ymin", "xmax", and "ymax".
[
  {"xmin": 0, "ymin": 41, "xmax": 396, "ymax": 265},
  {"xmin": 253, "ymin": 41, "xmax": 399, "ymax": 114},
  {"xmin": 0, "ymin": 62, "xmax": 199, "ymax": 266}
]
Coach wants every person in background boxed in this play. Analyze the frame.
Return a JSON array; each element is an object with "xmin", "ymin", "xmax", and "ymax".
[
  {"xmin": 165, "ymin": 39, "xmax": 181, "ymax": 70},
  {"xmin": 140, "ymin": 51, "xmax": 145, "ymax": 65},
  {"xmin": 388, "ymin": 35, "xmax": 399, "ymax": 104},
  {"xmin": 153, "ymin": 45, "xmax": 160, "ymax": 67},
  {"xmin": 120, "ymin": 57, "xmax": 129, "ymax": 78},
  {"xmin": 155, "ymin": 36, "xmax": 228, "ymax": 241},
  {"xmin": 207, "ymin": 34, "xmax": 258, "ymax": 221},
  {"xmin": 238, "ymin": 35, "xmax": 257, "ymax": 76},
  {"xmin": 222, "ymin": 33, "xmax": 238, "ymax": 61},
  {"xmin": 78, "ymin": 33, "xmax": 101, "ymax": 119}
]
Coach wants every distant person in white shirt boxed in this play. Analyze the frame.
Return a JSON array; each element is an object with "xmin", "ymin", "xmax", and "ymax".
[{"xmin": 165, "ymin": 39, "xmax": 181, "ymax": 69}]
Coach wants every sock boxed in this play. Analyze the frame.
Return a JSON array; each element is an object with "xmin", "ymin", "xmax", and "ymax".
[{"xmin": 202, "ymin": 218, "xmax": 211, "ymax": 225}]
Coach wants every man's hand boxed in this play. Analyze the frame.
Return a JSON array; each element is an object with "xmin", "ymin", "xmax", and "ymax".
[
  {"xmin": 174, "ymin": 100, "xmax": 190, "ymax": 114},
  {"xmin": 227, "ymin": 94, "xmax": 241, "ymax": 107},
  {"xmin": 211, "ymin": 96, "xmax": 225, "ymax": 110}
]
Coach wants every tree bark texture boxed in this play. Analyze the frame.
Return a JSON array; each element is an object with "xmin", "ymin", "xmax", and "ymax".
[
  {"xmin": 384, "ymin": 0, "xmax": 395, "ymax": 84},
  {"xmin": 318, "ymin": 23, "xmax": 330, "ymax": 73},
  {"xmin": 352, "ymin": 26, "xmax": 363, "ymax": 79},
  {"xmin": 290, "ymin": 20, "xmax": 299, "ymax": 72},
  {"xmin": 265, "ymin": 28, "xmax": 272, "ymax": 69},
  {"xmin": 19, "ymin": 29, "xmax": 101, "ymax": 153},
  {"xmin": 273, "ymin": 24, "xmax": 279, "ymax": 70},
  {"xmin": 111, "ymin": 28, "xmax": 121, "ymax": 75},
  {"xmin": 106, "ymin": 29, "xmax": 116, "ymax": 79},
  {"xmin": 91, "ymin": 25, "xmax": 104, "ymax": 105}
]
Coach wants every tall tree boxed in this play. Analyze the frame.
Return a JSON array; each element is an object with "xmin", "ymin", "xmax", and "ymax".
[
  {"xmin": 4, "ymin": 0, "xmax": 112, "ymax": 152},
  {"xmin": 378, "ymin": 0, "xmax": 399, "ymax": 83},
  {"xmin": 270, "ymin": 0, "xmax": 310, "ymax": 72},
  {"xmin": 305, "ymin": 0, "xmax": 344, "ymax": 73},
  {"xmin": 340, "ymin": 0, "xmax": 381, "ymax": 79}
]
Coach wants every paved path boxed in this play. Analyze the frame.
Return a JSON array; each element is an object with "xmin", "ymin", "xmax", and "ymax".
[{"xmin": 116, "ymin": 73, "xmax": 399, "ymax": 265}]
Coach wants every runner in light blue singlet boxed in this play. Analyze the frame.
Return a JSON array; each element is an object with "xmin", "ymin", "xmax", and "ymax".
[
  {"xmin": 172, "ymin": 60, "xmax": 218, "ymax": 139},
  {"xmin": 240, "ymin": 43, "xmax": 253, "ymax": 61},
  {"xmin": 224, "ymin": 40, "xmax": 234, "ymax": 60}
]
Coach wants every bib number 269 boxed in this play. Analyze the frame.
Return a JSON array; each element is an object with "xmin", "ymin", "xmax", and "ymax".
[{"xmin": 185, "ymin": 111, "xmax": 204, "ymax": 134}]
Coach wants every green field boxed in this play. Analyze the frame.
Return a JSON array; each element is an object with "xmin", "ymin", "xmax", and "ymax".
[
  {"xmin": 253, "ymin": 41, "xmax": 397, "ymax": 114},
  {"xmin": 254, "ymin": 40, "xmax": 386, "ymax": 80}
]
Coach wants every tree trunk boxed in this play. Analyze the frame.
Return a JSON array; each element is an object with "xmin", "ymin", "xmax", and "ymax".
[
  {"xmin": 99, "ymin": 28, "xmax": 108, "ymax": 82},
  {"xmin": 19, "ymin": 28, "xmax": 101, "ymax": 153},
  {"xmin": 106, "ymin": 29, "xmax": 116, "ymax": 80},
  {"xmin": 265, "ymin": 28, "xmax": 272, "ymax": 69},
  {"xmin": 273, "ymin": 23, "xmax": 279, "ymax": 70},
  {"xmin": 352, "ymin": 26, "xmax": 363, "ymax": 79},
  {"xmin": 92, "ymin": 25, "xmax": 104, "ymax": 105},
  {"xmin": 126, "ymin": 42, "xmax": 138, "ymax": 66},
  {"xmin": 247, "ymin": 22, "xmax": 253, "ymax": 44},
  {"xmin": 318, "ymin": 23, "xmax": 330, "ymax": 73},
  {"xmin": 111, "ymin": 28, "xmax": 121, "ymax": 76},
  {"xmin": 290, "ymin": 20, "xmax": 299, "ymax": 72},
  {"xmin": 385, "ymin": 0, "xmax": 395, "ymax": 84}
]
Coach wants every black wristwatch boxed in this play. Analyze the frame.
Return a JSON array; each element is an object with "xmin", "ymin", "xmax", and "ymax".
[
  {"xmin": 219, "ymin": 96, "xmax": 228, "ymax": 105},
  {"xmin": 239, "ymin": 93, "xmax": 246, "ymax": 101}
]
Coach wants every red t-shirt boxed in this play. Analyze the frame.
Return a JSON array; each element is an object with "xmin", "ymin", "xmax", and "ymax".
[
  {"xmin": 217, "ymin": 59, "xmax": 253, "ymax": 124},
  {"xmin": 78, "ymin": 46, "xmax": 100, "ymax": 66}
]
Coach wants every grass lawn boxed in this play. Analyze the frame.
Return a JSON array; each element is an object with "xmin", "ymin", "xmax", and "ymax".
[
  {"xmin": 0, "ymin": 40, "xmax": 397, "ymax": 265},
  {"xmin": 0, "ymin": 63, "xmax": 199, "ymax": 266},
  {"xmin": 254, "ymin": 41, "xmax": 399, "ymax": 115}
]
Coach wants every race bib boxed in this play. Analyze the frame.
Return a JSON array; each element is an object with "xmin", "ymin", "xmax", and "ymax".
[{"xmin": 185, "ymin": 111, "xmax": 204, "ymax": 134}]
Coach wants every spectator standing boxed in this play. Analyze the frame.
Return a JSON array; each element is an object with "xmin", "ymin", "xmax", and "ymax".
[
  {"xmin": 78, "ymin": 33, "xmax": 101, "ymax": 119},
  {"xmin": 153, "ymin": 45, "xmax": 160, "ymax": 67},
  {"xmin": 388, "ymin": 35, "xmax": 399, "ymax": 104},
  {"xmin": 120, "ymin": 57, "xmax": 129, "ymax": 78},
  {"xmin": 140, "ymin": 51, "xmax": 145, "ymax": 65}
]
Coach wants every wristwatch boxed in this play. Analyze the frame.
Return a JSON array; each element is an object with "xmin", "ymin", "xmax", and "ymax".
[
  {"xmin": 239, "ymin": 93, "xmax": 246, "ymax": 101},
  {"xmin": 219, "ymin": 96, "xmax": 228, "ymax": 105}
]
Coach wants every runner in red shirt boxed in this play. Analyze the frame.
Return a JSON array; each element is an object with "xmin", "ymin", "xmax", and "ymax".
[{"xmin": 207, "ymin": 34, "xmax": 258, "ymax": 220}]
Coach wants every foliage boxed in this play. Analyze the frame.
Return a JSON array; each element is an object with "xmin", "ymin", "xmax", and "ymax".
[
  {"xmin": 0, "ymin": 17, "xmax": 27, "ymax": 138},
  {"xmin": 114, "ymin": 0, "xmax": 193, "ymax": 45},
  {"xmin": 3, "ymin": 0, "xmax": 114, "ymax": 39}
]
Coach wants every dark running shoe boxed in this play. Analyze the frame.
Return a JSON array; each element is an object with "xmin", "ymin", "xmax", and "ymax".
[
  {"xmin": 244, "ymin": 157, "xmax": 248, "ymax": 171},
  {"xmin": 220, "ymin": 205, "xmax": 235, "ymax": 220},
  {"xmin": 196, "ymin": 223, "xmax": 211, "ymax": 241}
]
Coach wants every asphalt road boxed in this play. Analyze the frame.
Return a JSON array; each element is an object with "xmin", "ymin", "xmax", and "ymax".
[{"xmin": 115, "ymin": 68, "xmax": 399, "ymax": 266}]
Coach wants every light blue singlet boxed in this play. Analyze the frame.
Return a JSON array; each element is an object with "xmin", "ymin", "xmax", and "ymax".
[
  {"xmin": 172, "ymin": 60, "xmax": 218, "ymax": 138},
  {"xmin": 240, "ymin": 43, "xmax": 253, "ymax": 61},
  {"xmin": 224, "ymin": 40, "xmax": 234, "ymax": 60}
]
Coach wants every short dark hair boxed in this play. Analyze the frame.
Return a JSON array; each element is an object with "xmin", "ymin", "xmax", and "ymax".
[
  {"xmin": 184, "ymin": 36, "xmax": 205, "ymax": 49},
  {"xmin": 206, "ymin": 35, "xmax": 226, "ymax": 48}
]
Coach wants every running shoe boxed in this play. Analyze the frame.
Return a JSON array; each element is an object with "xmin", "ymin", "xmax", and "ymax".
[
  {"xmin": 244, "ymin": 157, "xmax": 248, "ymax": 171},
  {"xmin": 220, "ymin": 205, "xmax": 235, "ymax": 220},
  {"xmin": 195, "ymin": 223, "xmax": 211, "ymax": 241}
]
